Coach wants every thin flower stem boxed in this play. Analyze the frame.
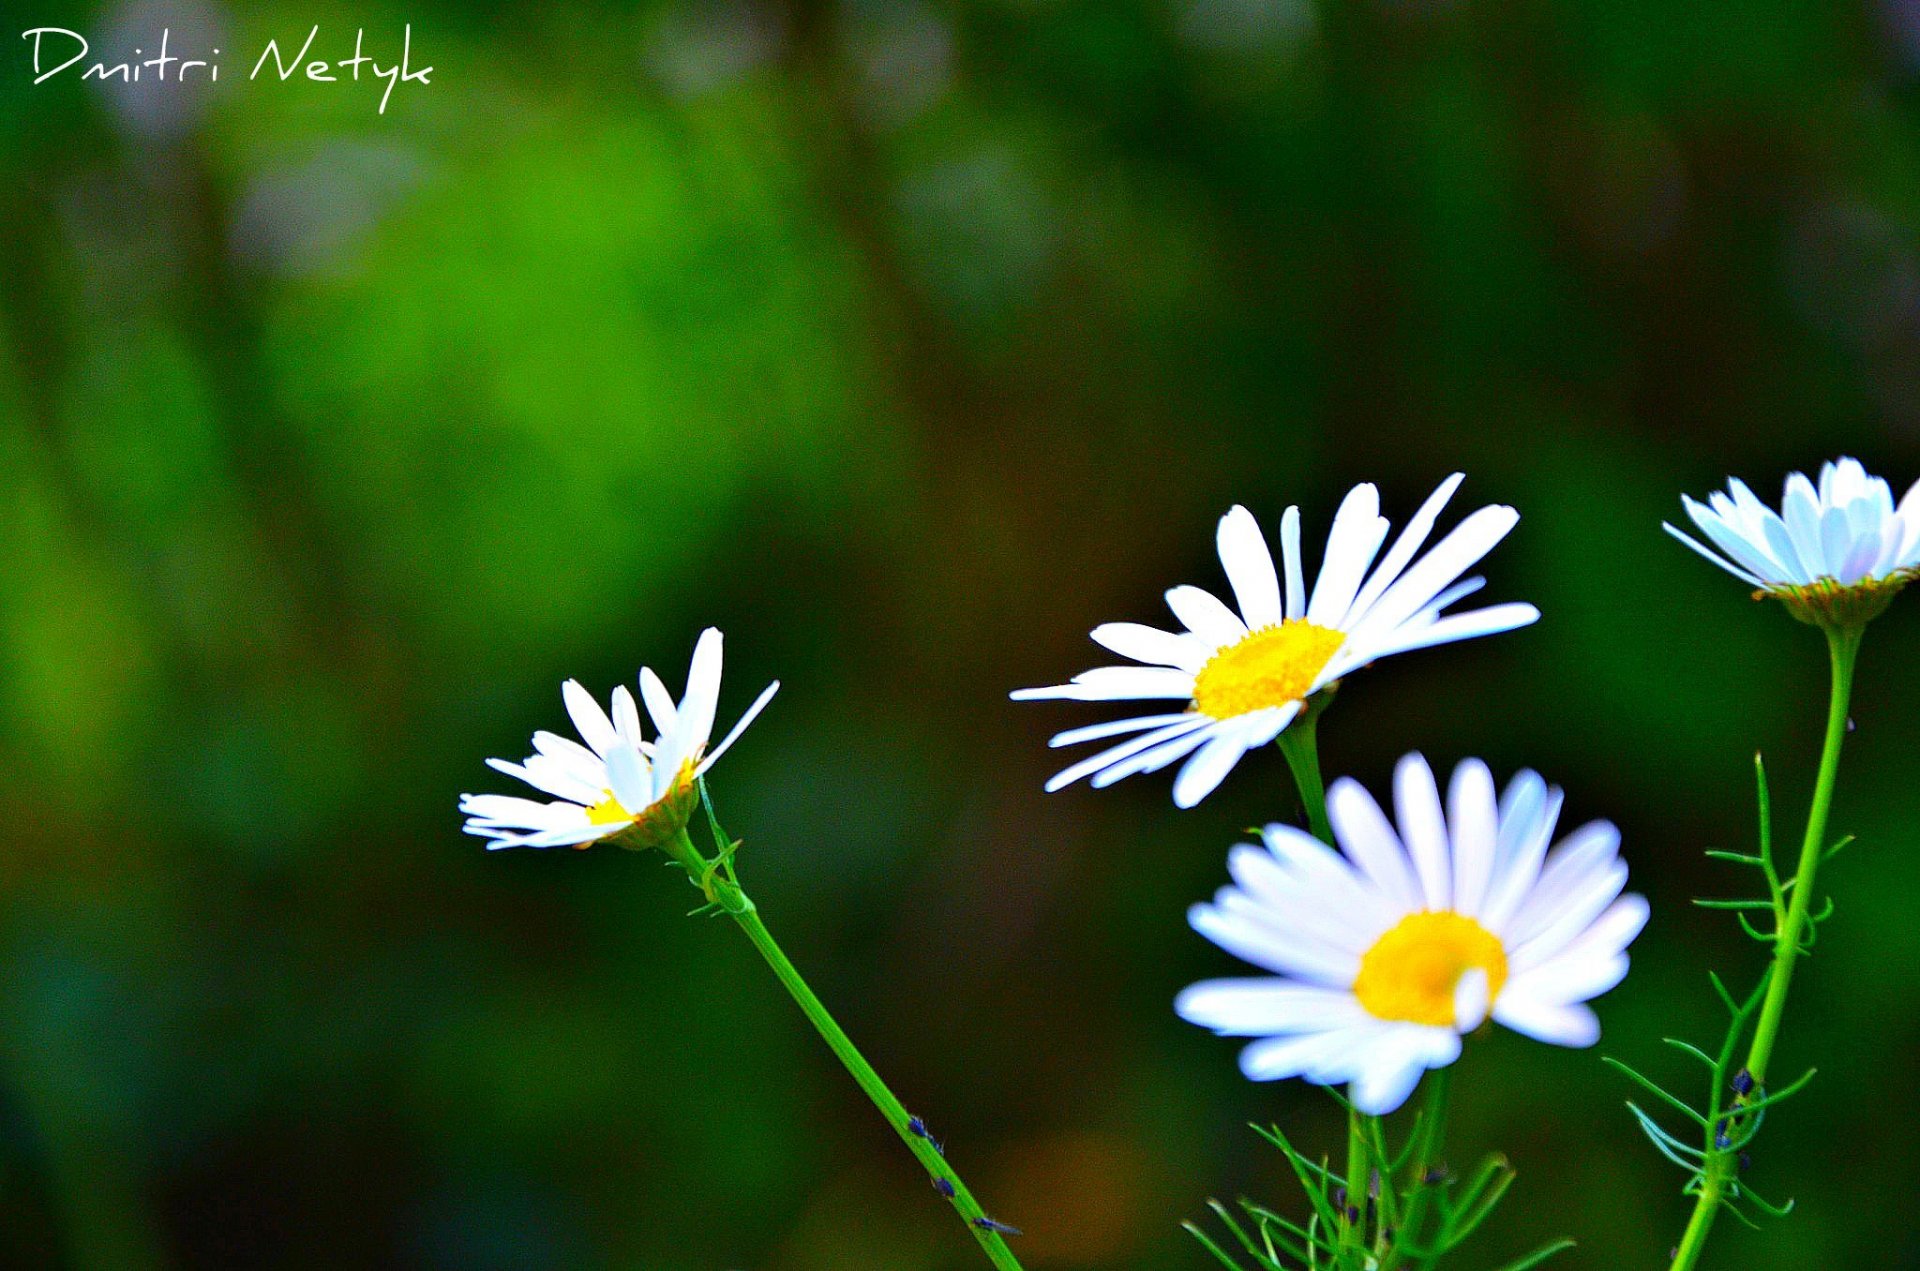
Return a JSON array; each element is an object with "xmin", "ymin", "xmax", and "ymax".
[
  {"xmin": 663, "ymin": 829, "xmax": 1027, "ymax": 1271},
  {"xmin": 1744, "ymin": 625, "xmax": 1859, "ymax": 1087},
  {"xmin": 1668, "ymin": 623, "xmax": 1862, "ymax": 1271}
]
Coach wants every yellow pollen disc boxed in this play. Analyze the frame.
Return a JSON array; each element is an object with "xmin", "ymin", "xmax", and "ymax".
[
  {"xmin": 585, "ymin": 792, "xmax": 634, "ymax": 826},
  {"xmin": 1352, "ymin": 912, "xmax": 1508, "ymax": 1027},
  {"xmin": 1191, "ymin": 621, "xmax": 1346, "ymax": 719}
]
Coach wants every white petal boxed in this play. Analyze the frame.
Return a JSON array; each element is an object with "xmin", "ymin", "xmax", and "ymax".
[
  {"xmin": 1090, "ymin": 622, "xmax": 1213, "ymax": 672},
  {"xmin": 671, "ymin": 628, "xmax": 725, "ymax": 759},
  {"xmin": 1012, "ymin": 666, "xmax": 1197, "ymax": 702},
  {"xmin": 603, "ymin": 743, "xmax": 652, "ymax": 812},
  {"xmin": 1350, "ymin": 1028, "xmax": 1459, "ymax": 1115},
  {"xmin": 1237, "ymin": 1028, "xmax": 1369, "ymax": 1083},
  {"xmin": 562, "ymin": 680, "xmax": 620, "ymax": 756},
  {"xmin": 1662, "ymin": 523, "xmax": 1764, "ymax": 587},
  {"xmin": 530, "ymin": 731, "xmax": 608, "ymax": 786},
  {"xmin": 1492, "ymin": 994, "xmax": 1600, "ymax": 1048},
  {"xmin": 1165, "ymin": 585, "xmax": 1248, "ymax": 646},
  {"xmin": 1392, "ymin": 752, "xmax": 1453, "ymax": 911},
  {"xmin": 697, "ymin": 680, "xmax": 779, "ymax": 777},
  {"xmin": 1346, "ymin": 473, "xmax": 1466, "ymax": 623},
  {"xmin": 1307, "ymin": 484, "xmax": 1388, "ymax": 628},
  {"xmin": 1172, "ymin": 731, "xmax": 1254, "ymax": 808},
  {"xmin": 1044, "ymin": 716, "xmax": 1212, "ymax": 791},
  {"xmin": 1280, "ymin": 505, "xmax": 1306, "ymax": 621},
  {"xmin": 1092, "ymin": 721, "xmax": 1219, "ymax": 787},
  {"xmin": 1047, "ymin": 713, "xmax": 1197, "ymax": 748},
  {"xmin": 1189, "ymin": 899, "xmax": 1361, "ymax": 986},
  {"xmin": 1446, "ymin": 759, "xmax": 1499, "ymax": 919},
  {"xmin": 638, "ymin": 668, "xmax": 679, "ymax": 734},
  {"xmin": 1348, "ymin": 505, "xmax": 1520, "ymax": 643},
  {"xmin": 1216, "ymin": 506, "xmax": 1285, "ymax": 629},
  {"xmin": 1507, "ymin": 952, "xmax": 1629, "ymax": 1006},
  {"xmin": 1453, "ymin": 968, "xmax": 1490, "ymax": 1031},
  {"xmin": 1175, "ymin": 979, "xmax": 1368, "ymax": 1035},
  {"xmin": 610, "ymin": 686, "xmax": 644, "ymax": 745},
  {"xmin": 1327, "ymin": 777, "xmax": 1421, "ymax": 911},
  {"xmin": 1351, "ymin": 603, "xmax": 1540, "ymax": 664},
  {"xmin": 485, "ymin": 756, "xmax": 602, "ymax": 807}
]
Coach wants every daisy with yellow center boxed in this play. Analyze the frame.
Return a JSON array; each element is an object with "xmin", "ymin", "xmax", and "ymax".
[
  {"xmin": 460, "ymin": 627, "xmax": 778, "ymax": 850},
  {"xmin": 1176, "ymin": 753, "xmax": 1647, "ymax": 1114},
  {"xmin": 1012, "ymin": 476, "xmax": 1539, "ymax": 808}
]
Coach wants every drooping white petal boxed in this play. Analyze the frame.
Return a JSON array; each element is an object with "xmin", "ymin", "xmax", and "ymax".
[{"xmin": 697, "ymin": 680, "xmax": 780, "ymax": 777}]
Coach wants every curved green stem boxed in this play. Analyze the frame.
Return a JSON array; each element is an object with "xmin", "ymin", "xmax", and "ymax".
[
  {"xmin": 663, "ymin": 828, "xmax": 1026, "ymax": 1271},
  {"xmin": 1668, "ymin": 624, "xmax": 1861, "ymax": 1271}
]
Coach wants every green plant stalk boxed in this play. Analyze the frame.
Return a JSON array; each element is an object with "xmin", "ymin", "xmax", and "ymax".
[
  {"xmin": 662, "ymin": 827, "xmax": 1026, "ymax": 1271},
  {"xmin": 1668, "ymin": 623, "xmax": 1862, "ymax": 1271},
  {"xmin": 1386, "ymin": 1065, "xmax": 1451, "ymax": 1271},
  {"xmin": 1277, "ymin": 707, "xmax": 1373, "ymax": 1265}
]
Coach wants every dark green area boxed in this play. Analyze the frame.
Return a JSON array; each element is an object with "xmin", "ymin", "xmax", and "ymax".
[{"xmin": 2, "ymin": 1, "xmax": 1918, "ymax": 1266}]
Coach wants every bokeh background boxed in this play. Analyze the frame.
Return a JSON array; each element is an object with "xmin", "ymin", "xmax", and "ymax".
[{"xmin": 4, "ymin": 0, "xmax": 1920, "ymax": 1267}]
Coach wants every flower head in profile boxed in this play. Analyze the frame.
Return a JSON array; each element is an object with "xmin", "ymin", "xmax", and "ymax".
[
  {"xmin": 1012, "ymin": 477, "xmax": 1539, "ymax": 808},
  {"xmin": 461, "ymin": 628, "xmax": 778, "ymax": 850},
  {"xmin": 1665, "ymin": 457, "xmax": 1920, "ymax": 629},
  {"xmin": 1176, "ymin": 754, "xmax": 1646, "ymax": 1115}
]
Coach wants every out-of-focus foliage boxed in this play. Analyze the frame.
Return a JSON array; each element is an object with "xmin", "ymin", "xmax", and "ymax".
[{"xmin": 2, "ymin": 0, "xmax": 1918, "ymax": 1266}]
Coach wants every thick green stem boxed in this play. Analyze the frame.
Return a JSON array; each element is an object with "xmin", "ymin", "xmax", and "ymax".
[
  {"xmin": 662, "ymin": 829, "xmax": 1026, "ymax": 1271},
  {"xmin": 1668, "ymin": 624, "xmax": 1861, "ymax": 1271},
  {"xmin": 1384, "ymin": 1065, "xmax": 1451, "ymax": 1271},
  {"xmin": 1342, "ymin": 1102, "xmax": 1370, "ymax": 1259},
  {"xmin": 1277, "ymin": 711, "xmax": 1334, "ymax": 844}
]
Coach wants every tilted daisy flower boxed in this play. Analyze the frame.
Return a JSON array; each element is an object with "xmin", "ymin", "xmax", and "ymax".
[
  {"xmin": 461, "ymin": 628, "xmax": 778, "ymax": 850},
  {"xmin": 1176, "ymin": 753, "xmax": 1647, "ymax": 1115},
  {"xmin": 1665, "ymin": 457, "xmax": 1920, "ymax": 628},
  {"xmin": 1011, "ymin": 476, "xmax": 1539, "ymax": 808}
]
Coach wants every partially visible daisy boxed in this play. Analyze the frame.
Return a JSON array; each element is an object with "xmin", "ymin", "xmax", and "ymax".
[
  {"xmin": 1012, "ymin": 477, "xmax": 1539, "ymax": 808},
  {"xmin": 461, "ymin": 628, "xmax": 778, "ymax": 850},
  {"xmin": 1665, "ymin": 457, "xmax": 1920, "ymax": 627},
  {"xmin": 1176, "ymin": 753, "xmax": 1646, "ymax": 1115}
]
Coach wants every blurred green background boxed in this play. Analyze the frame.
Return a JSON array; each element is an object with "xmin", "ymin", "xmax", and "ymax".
[{"xmin": 4, "ymin": 0, "xmax": 1920, "ymax": 1267}]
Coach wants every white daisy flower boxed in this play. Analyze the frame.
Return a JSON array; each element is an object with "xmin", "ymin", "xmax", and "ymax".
[
  {"xmin": 1665, "ymin": 457, "xmax": 1919, "ymax": 626},
  {"xmin": 1176, "ymin": 753, "xmax": 1647, "ymax": 1116},
  {"xmin": 461, "ymin": 628, "xmax": 778, "ymax": 850},
  {"xmin": 1011, "ymin": 477, "xmax": 1540, "ymax": 808}
]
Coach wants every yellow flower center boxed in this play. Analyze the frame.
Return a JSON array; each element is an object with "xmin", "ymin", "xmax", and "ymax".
[
  {"xmin": 1191, "ymin": 621, "xmax": 1346, "ymax": 719},
  {"xmin": 585, "ymin": 791, "xmax": 634, "ymax": 826},
  {"xmin": 1353, "ymin": 911, "xmax": 1508, "ymax": 1027}
]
